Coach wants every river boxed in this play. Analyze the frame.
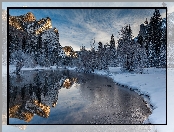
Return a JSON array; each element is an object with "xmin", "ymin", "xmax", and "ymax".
[{"xmin": 8, "ymin": 69, "xmax": 151, "ymax": 124}]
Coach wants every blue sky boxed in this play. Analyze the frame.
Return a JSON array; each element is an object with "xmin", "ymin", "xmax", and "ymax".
[
  {"xmin": 8, "ymin": 8, "xmax": 166, "ymax": 51},
  {"xmin": 2, "ymin": 2, "xmax": 169, "ymax": 51}
]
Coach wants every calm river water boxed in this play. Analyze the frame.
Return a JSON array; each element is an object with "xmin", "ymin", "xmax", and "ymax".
[{"xmin": 9, "ymin": 69, "xmax": 151, "ymax": 124}]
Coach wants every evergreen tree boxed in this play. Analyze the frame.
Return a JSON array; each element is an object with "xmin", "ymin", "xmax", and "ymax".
[
  {"xmin": 117, "ymin": 25, "xmax": 134, "ymax": 71},
  {"xmin": 148, "ymin": 9, "xmax": 163, "ymax": 67},
  {"xmin": 109, "ymin": 34, "xmax": 117, "ymax": 67},
  {"xmin": 142, "ymin": 9, "xmax": 166, "ymax": 68},
  {"xmin": 97, "ymin": 41, "xmax": 107, "ymax": 70},
  {"xmin": 110, "ymin": 34, "xmax": 115, "ymax": 48},
  {"xmin": 132, "ymin": 41, "xmax": 147, "ymax": 73},
  {"xmin": 137, "ymin": 35, "xmax": 143, "ymax": 46}
]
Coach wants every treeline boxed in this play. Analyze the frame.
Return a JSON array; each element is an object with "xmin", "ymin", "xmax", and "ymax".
[
  {"xmin": 74, "ymin": 9, "xmax": 166, "ymax": 73},
  {"xmin": 9, "ymin": 9, "xmax": 166, "ymax": 73}
]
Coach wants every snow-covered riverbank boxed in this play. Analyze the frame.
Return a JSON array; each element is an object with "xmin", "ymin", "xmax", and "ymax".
[
  {"xmin": 94, "ymin": 67, "xmax": 166, "ymax": 125},
  {"xmin": 7, "ymin": 65, "xmax": 77, "ymax": 74}
]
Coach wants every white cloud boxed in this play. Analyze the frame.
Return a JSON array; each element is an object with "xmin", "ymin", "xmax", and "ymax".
[{"xmin": 56, "ymin": 9, "xmax": 167, "ymax": 51}]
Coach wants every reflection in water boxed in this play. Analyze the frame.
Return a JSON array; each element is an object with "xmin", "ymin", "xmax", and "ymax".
[
  {"xmin": 63, "ymin": 78, "xmax": 77, "ymax": 89},
  {"xmin": 9, "ymin": 70, "xmax": 151, "ymax": 124},
  {"xmin": 9, "ymin": 70, "xmax": 77, "ymax": 123}
]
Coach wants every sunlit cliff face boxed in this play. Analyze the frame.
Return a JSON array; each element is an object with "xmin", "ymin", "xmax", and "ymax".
[
  {"xmin": 62, "ymin": 46, "xmax": 78, "ymax": 57},
  {"xmin": 24, "ymin": 12, "xmax": 36, "ymax": 22},
  {"xmin": 63, "ymin": 46, "xmax": 73, "ymax": 56},
  {"xmin": 9, "ymin": 16, "xmax": 23, "ymax": 30},
  {"xmin": 35, "ymin": 17, "xmax": 52, "ymax": 35},
  {"xmin": 8, "ymin": 11, "xmax": 60, "ymax": 58},
  {"xmin": 9, "ymin": 12, "xmax": 54, "ymax": 35},
  {"xmin": 9, "ymin": 12, "xmax": 36, "ymax": 30}
]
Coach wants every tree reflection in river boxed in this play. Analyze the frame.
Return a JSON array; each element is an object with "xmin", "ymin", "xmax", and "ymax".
[{"xmin": 9, "ymin": 70, "xmax": 151, "ymax": 124}]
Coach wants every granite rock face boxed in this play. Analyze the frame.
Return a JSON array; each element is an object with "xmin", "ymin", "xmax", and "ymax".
[{"xmin": 8, "ymin": 12, "xmax": 64, "ymax": 67}]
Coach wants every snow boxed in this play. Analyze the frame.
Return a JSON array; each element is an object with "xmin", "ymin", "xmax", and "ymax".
[
  {"xmin": 94, "ymin": 67, "xmax": 166, "ymax": 125},
  {"xmin": 9, "ymin": 65, "xmax": 53, "ymax": 73},
  {"xmin": 8, "ymin": 65, "xmax": 77, "ymax": 74},
  {"xmin": 154, "ymin": 68, "xmax": 174, "ymax": 132},
  {"xmin": 94, "ymin": 67, "xmax": 174, "ymax": 132}
]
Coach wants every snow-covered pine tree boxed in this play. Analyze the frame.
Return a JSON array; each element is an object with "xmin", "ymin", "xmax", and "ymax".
[
  {"xmin": 102, "ymin": 44, "xmax": 110, "ymax": 70},
  {"xmin": 132, "ymin": 40, "xmax": 148, "ymax": 73},
  {"xmin": 90, "ymin": 43, "xmax": 97, "ymax": 72},
  {"xmin": 109, "ymin": 34, "xmax": 117, "ymax": 67},
  {"xmin": 77, "ymin": 46, "xmax": 91, "ymax": 73},
  {"xmin": 143, "ymin": 20, "xmax": 152, "ymax": 68},
  {"xmin": 148, "ymin": 9, "xmax": 163, "ymax": 67},
  {"xmin": 110, "ymin": 34, "xmax": 115, "ymax": 49},
  {"xmin": 96, "ymin": 41, "xmax": 103, "ymax": 70},
  {"xmin": 117, "ymin": 25, "xmax": 134, "ymax": 71}
]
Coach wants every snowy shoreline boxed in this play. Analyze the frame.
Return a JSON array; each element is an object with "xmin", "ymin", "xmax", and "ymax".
[
  {"xmin": 93, "ymin": 69, "xmax": 153, "ymax": 124},
  {"xmin": 7, "ymin": 65, "xmax": 166, "ymax": 125},
  {"xmin": 93, "ymin": 67, "xmax": 166, "ymax": 125}
]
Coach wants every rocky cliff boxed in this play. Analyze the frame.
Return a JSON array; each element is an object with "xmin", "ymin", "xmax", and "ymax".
[
  {"xmin": 9, "ymin": 12, "xmax": 53, "ymax": 34},
  {"xmin": 9, "ymin": 12, "xmax": 63, "ymax": 67}
]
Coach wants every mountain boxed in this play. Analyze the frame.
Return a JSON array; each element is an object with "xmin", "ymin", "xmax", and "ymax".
[
  {"xmin": 9, "ymin": 12, "xmax": 52, "ymax": 33},
  {"xmin": 9, "ymin": 12, "xmax": 64, "ymax": 67}
]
